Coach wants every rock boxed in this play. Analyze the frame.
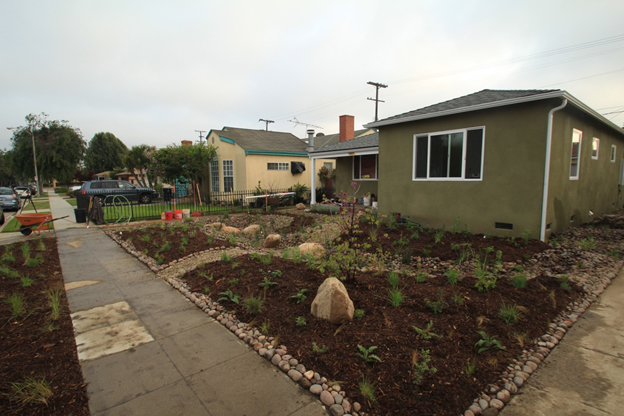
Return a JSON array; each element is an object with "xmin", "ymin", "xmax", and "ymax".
[
  {"xmin": 311, "ymin": 278, "xmax": 355, "ymax": 324},
  {"xmin": 353, "ymin": 402, "xmax": 361, "ymax": 412},
  {"xmin": 296, "ymin": 203, "xmax": 306, "ymax": 210},
  {"xmin": 468, "ymin": 404, "xmax": 482, "ymax": 415},
  {"xmin": 207, "ymin": 222, "xmax": 222, "ymax": 230},
  {"xmin": 513, "ymin": 376, "xmax": 524, "ymax": 387},
  {"xmin": 264, "ymin": 234, "xmax": 281, "ymax": 248},
  {"xmin": 271, "ymin": 354, "xmax": 282, "ymax": 365},
  {"xmin": 320, "ymin": 390, "xmax": 334, "ymax": 406},
  {"xmin": 310, "ymin": 384, "xmax": 323, "ymax": 395},
  {"xmin": 464, "ymin": 411, "xmax": 476, "ymax": 416},
  {"xmin": 342, "ymin": 398, "xmax": 350, "ymax": 412},
  {"xmin": 478, "ymin": 398, "xmax": 489, "ymax": 410},
  {"xmin": 329, "ymin": 404, "xmax": 345, "ymax": 416},
  {"xmin": 299, "ymin": 378, "xmax": 312, "ymax": 389},
  {"xmin": 288, "ymin": 369, "xmax": 302, "ymax": 382},
  {"xmin": 243, "ymin": 224, "xmax": 262, "ymax": 236},
  {"xmin": 496, "ymin": 389, "xmax": 511, "ymax": 404},
  {"xmin": 489, "ymin": 399, "xmax": 504, "ymax": 410},
  {"xmin": 221, "ymin": 226, "xmax": 242, "ymax": 234},
  {"xmin": 304, "ymin": 370, "xmax": 315, "ymax": 380},
  {"xmin": 278, "ymin": 360, "xmax": 291, "ymax": 372},
  {"xmin": 298, "ymin": 242, "xmax": 326, "ymax": 256}
]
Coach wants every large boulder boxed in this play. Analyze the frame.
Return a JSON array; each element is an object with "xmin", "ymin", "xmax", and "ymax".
[
  {"xmin": 221, "ymin": 226, "xmax": 242, "ymax": 234},
  {"xmin": 311, "ymin": 278, "xmax": 354, "ymax": 324},
  {"xmin": 243, "ymin": 224, "xmax": 262, "ymax": 236},
  {"xmin": 298, "ymin": 242, "xmax": 325, "ymax": 256},
  {"xmin": 296, "ymin": 203, "xmax": 306, "ymax": 210},
  {"xmin": 264, "ymin": 234, "xmax": 281, "ymax": 248}
]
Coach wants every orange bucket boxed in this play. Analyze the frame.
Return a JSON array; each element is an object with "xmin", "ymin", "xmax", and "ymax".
[{"xmin": 174, "ymin": 210, "xmax": 182, "ymax": 219}]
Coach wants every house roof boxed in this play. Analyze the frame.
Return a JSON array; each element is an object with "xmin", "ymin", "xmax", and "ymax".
[
  {"xmin": 212, "ymin": 127, "xmax": 307, "ymax": 153},
  {"xmin": 312, "ymin": 129, "xmax": 373, "ymax": 150},
  {"xmin": 364, "ymin": 89, "xmax": 624, "ymax": 135},
  {"xmin": 310, "ymin": 132, "xmax": 379, "ymax": 155}
]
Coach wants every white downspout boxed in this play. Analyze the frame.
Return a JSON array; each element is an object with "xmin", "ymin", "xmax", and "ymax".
[{"xmin": 540, "ymin": 98, "xmax": 568, "ymax": 242}]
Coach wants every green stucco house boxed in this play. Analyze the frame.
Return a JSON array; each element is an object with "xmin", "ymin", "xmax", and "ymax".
[{"xmin": 329, "ymin": 89, "xmax": 624, "ymax": 241}]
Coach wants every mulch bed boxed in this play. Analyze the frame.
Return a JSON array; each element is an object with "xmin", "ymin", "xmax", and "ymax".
[
  {"xmin": 181, "ymin": 235, "xmax": 581, "ymax": 415},
  {"xmin": 0, "ymin": 237, "xmax": 89, "ymax": 416}
]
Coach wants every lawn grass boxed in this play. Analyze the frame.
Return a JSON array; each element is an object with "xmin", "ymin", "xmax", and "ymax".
[
  {"xmin": 65, "ymin": 199, "xmax": 77, "ymax": 207},
  {"xmin": 21, "ymin": 200, "xmax": 50, "ymax": 210}
]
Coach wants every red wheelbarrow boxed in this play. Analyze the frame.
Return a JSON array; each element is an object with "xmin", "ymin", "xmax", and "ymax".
[{"xmin": 14, "ymin": 213, "xmax": 69, "ymax": 236}]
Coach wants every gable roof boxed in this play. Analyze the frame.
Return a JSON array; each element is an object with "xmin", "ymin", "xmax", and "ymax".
[
  {"xmin": 365, "ymin": 89, "xmax": 624, "ymax": 135},
  {"xmin": 212, "ymin": 127, "xmax": 307, "ymax": 153},
  {"xmin": 310, "ymin": 132, "xmax": 379, "ymax": 155}
]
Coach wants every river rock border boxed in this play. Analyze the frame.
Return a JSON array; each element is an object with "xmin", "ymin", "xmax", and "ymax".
[{"xmin": 105, "ymin": 225, "xmax": 623, "ymax": 416}]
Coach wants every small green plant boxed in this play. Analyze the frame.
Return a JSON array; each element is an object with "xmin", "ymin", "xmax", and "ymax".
[
  {"xmin": 393, "ymin": 234, "xmax": 409, "ymax": 250},
  {"xmin": 579, "ymin": 236, "xmax": 595, "ymax": 251},
  {"xmin": 434, "ymin": 227, "xmax": 445, "ymax": 243},
  {"xmin": 218, "ymin": 289, "xmax": 240, "ymax": 304},
  {"xmin": 258, "ymin": 253, "xmax": 273, "ymax": 265},
  {"xmin": 142, "ymin": 234, "xmax": 151, "ymax": 243},
  {"xmin": 220, "ymin": 252, "xmax": 232, "ymax": 262},
  {"xmin": 26, "ymin": 256, "xmax": 41, "ymax": 268},
  {"xmin": 422, "ymin": 247, "xmax": 431, "ymax": 257},
  {"xmin": 608, "ymin": 249, "xmax": 621, "ymax": 259},
  {"xmin": 312, "ymin": 341, "xmax": 329, "ymax": 354},
  {"xmin": 387, "ymin": 271, "xmax": 400, "ymax": 287},
  {"xmin": 0, "ymin": 252, "xmax": 16, "ymax": 262},
  {"xmin": 354, "ymin": 309, "xmax": 365, "ymax": 319},
  {"xmin": 445, "ymin": 268, "xmax": 459, "ymax": 285},
  {"xmin": 387, "ymin": 287, "xmax": 405, "ymax": 307},
  {"xmin": 412, "ymin": 349, "xmax": 437, "ymax": 385},
  {"xmin": 259, "ymin": 276, "xmax": 278, "ymax": 291},
  {"xmin": 357, "ymin": 344, "xmax": 382, "ymax": 364},
  {"xmin": 450, "ymin": 217, "xmax": 461, "ymax": 234},
  {"xmin": 559, "ymin": 275, "xmax": 571, "ymax": 290},
  {"xmin": 21, "ymin": 275, "xmax": 34, "ymax": 287},
  {"xmin": 270, "ymin": 270, "xmax": 282, "ymax": 278},
  {"xmin": 412, "ymin": 320, "xmax": 442, "ymax": 340},
  {"xmin": 522, "ymin": 229, "xmax": 532, "ymax": 244},
  {"xmin": 464, "ymin": 358, "xmax": 477, "ymax": 376},
  {"xmin": 290, "ymin": 289, "xmax": 308, "ymax": 304},
  {"xmin": 7, "ymin": 376, "xmax": 53, "ymax": 406},
  {"xmin": 387, "ymin": 216, "xmax": 398, "ymax": 230},
  {"xmin": 6, "ymin": 293, "xmax": 27, "ymax": 320},
  {"xmin": 243, "ymin": 295, "xmax": 263, "ymax": 314},
  {"xmin": 227, "ymin": 234, "xmax": 237, "ymax": 244},
  {"xmin": 204, "ymin": 286, "xmax": 211, "ymax": 294},
  {"xmin": 206, "ymin": 235, "xmax": 214, "ymax": 245},
  {"xmin": 511, "ymin": 273, "xmax": 528, "ymax": 289},
  {"xmin": 499, "ymin": 302, "xmax": 523, "ymax": 324},
  {"xmin": 415, "ymin": 269, "xmax": 428, "ymax": 283},
  {"xmin": 21, "ymin": 242, "xmax": 31, "ymax": 259},
  {"xmin": 358, "ymin": 375, "xmax": 376, "ymax": 402},
  {"xmin": 45, "ymin": 289, "xmax": 62, "ymax": 320},
  {"xmin": 295, "ymin": 316, "xmax": 307, "ymax": 326},
  {"xmin": 425, "ymin": 289, "xmax": 447, "ymax": 314},
  {"xmin": 475, "ymin": 330, "xmax": 504, "ymax": 353},
  {"xmin": 452, "ymin": 294, "xmax": 465, "ymax": 305},
  {"xmin": 260, "ymin": 320, "xmax": 270, "ymax": 334},
  {"xmin": 228, "ymin": 278, "xmax": 239, "ymax": 287},
  {"xmin": 155, "ymin": 254, "xmax": 164, "ymax": 264}
]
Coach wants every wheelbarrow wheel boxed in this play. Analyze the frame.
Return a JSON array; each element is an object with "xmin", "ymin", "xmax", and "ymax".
[{"xmin": 19, "ymin": 226, "xmax": 33, "ymax": 236}]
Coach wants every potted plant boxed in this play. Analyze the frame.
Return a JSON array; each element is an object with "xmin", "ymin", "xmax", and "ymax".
[{"xmin": 363, "ymin": 192, "xmax": 371, "ymax": 206}]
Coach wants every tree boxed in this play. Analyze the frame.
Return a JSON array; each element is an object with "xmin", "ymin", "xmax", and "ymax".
[
  {"xmin": 9, "ymin": 113, "xmax": 86, "ymax": 190},
  {"xmin": 148, "ymin": 142, "xmax": 217, "ymax": 186},
  {"xmin": 0, "ymin": 149, "xmax": 16, "ymax": 186},
  {"xmin": 124, "ymin": 144, "xmax": 156, "ymax": 188},
  {"xmin": 84, "ymin": 132, "xmax": 128, "ymax": 173}
]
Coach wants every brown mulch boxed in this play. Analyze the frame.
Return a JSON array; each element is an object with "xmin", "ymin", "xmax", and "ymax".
[
  {"xmin": 0, "ymin": 237, "xmax": 89, "ymax": 416},
  {"xmin": 181, "ymin": 226, "xmax": 581, "ymax": 416}
]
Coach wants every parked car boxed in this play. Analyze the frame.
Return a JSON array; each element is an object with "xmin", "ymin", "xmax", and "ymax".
[
  {"xmin": 13, "ymin": 186, "xmax": 31, "ymax": 198},
  {"xmin": 80, "ymin": 180, "xmax": 159, "ymax": 204},
  {"xmin": 0, "ymin": 187, "xmax": 21, "ymax": 211}
]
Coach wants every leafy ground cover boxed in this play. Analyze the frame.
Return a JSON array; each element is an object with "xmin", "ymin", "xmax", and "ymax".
[{"xmin": 0, "ymin": 237, "xmax": 89, "ymax": 415}]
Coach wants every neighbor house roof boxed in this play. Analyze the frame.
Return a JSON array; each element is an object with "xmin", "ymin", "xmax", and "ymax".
[
  {"xmin": 310, "ymin": 132, "xmax": 379, "ymax": 158},
  {"xmin": 312, "ymin": 129, "xmax": 374, "ymax": 150},
  {"xmin": 365, "ymin": 89, "xmax": 624, "ymax": 134},
  {"xmin": 211, "ymin": 127, "xmax": 308, "ymax": 156}
]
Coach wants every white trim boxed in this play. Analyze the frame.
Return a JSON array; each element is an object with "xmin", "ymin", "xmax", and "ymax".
[
  {"xmin": 591, "ymin": 137, "xmax": 600, "ymax": 160},
  {"xmin": 412, "ymin": 126, "xmax": 485, "ymax": 181},
  {"xmin": 310, "ymin": 147, "xmax": 378, "ymax": 160},
  {"xmin": 569, "ymin": 129, "xmax": 582, "ymax": 180},
  {"xmin": 611, "ymin": 144, "xmax": 617, "ymax": 163}
]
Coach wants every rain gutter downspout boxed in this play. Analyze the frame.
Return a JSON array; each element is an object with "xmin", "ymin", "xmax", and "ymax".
[{"xmin": 540, "ymin": 98, "xmax": 568, "ymax": 242}]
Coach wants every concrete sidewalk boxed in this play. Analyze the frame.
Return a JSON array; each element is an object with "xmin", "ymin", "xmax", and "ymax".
[
  {"xmin": 48, "ymin": 192, "xmax": 325, "ymax": 416},
  {"xmin": 500, "ymin": 270, "xmax": 624, "ymax": 416}
]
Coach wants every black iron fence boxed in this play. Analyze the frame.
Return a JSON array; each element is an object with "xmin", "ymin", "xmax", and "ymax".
[{"xmin": 78, "ymin": 187, "xmax": 334, "ymax": 223}]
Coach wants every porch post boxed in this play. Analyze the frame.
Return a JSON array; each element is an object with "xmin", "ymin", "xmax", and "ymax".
[{"xmin": 310, "ymin": 156, "xmax": 316, "ymax": 205}]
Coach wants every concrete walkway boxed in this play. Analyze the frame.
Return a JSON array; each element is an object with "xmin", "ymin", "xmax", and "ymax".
[
  {"xmin": 500, "ymin": 270, "xmax": 624, "ymax": 415},
  {"xmin": 46, "ymin": 191, "xmax": 325, "ymax": 416}
]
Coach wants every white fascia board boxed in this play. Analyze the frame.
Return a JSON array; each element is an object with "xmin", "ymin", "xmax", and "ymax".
[{"xmin": 309, "ymin": 147, "xmax": 379, "ymax": 159}]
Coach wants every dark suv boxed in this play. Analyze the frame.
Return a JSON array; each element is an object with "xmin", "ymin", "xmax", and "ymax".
[{"xmin": 80, "ymin": 180, "xmax": 159, "ymax": 204}]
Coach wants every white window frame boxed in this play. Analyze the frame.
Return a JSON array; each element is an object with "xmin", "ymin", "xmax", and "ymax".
[
  {"xmin": 570, "ymin": 129, "xmax": 582, "ymax": 180},
  {"xmin": 210, "ymin": 159, "xmax": 220, "ymax": 192},
  {"xmin": 267, "ymin": 162, "xmax": 289, "ymax": 171},
  {"xmin": 352, "ymin": 154, "xmax": 378, "ymax": 180},
  {"xmin": 611, "ymin": 145, "xmax": 617, "ymax": 163},
  {"xmin": 592, "ymin": 137, "xmax": 600, "ymax": 160},
  {"xmin": 223, "ymin": 160, "xmax": 234, "ymax": 192},
  {"xmin": 412, "ymin": 126, "xmax": 485, "ymax": 181}
]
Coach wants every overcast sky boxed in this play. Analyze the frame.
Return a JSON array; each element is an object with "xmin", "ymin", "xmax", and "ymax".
[{"xmin": 1, "ymin": 0, "xmax": 623, "ymax": 151}]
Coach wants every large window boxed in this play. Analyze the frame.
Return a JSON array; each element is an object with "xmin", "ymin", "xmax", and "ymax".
[
  {"xmin": 570, "ymin": 129, "xmax": 582, "ymax": 180},
  {"xmin": 223, "ymin": 160, "xmax": 234, "ymax": 192},
  {"xmin": 353, "ymin": 155, "xmax": 378, "ymax": 180},
  {"xmin": 413, "ymin": 127, "xmax": 484, "ymax": 180},
  {"xmin": 267, "ymin": 162, "xmax": 289, "ymax": 171},
  {"xmin": 211, "ymin": 159, "xmax": 219, "ymax": 192}
]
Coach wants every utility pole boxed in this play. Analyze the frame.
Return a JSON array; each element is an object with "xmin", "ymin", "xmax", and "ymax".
[
  {"xmin": 367, "ymin": 81, "xmax": 388, "ymax": 121},
  {"xmin": 258, "ymin": 119, "xmax": 274, "ymax": 131},
  {"xmin": 195, "ymin": 130, "xmax": 206, "ymax": 144}
]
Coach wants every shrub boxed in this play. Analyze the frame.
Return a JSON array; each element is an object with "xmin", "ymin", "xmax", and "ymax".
[
  {"xmin": 357, "ymin": 344, "xmax": 382, "ymax": 364},
  {"xmin": 511, "ymin": 273, "xmax": 527, "ymax": 289},
  {"xmin": 412, "ymin": 349, "xmax": 437, "ymax": 385},
  {"xmin": 499, "ymin": 302, "xmax": 523, "ymax": 324},
  {"xmin": 475, "ymin": 330, "xmax": 504, "ymax": 353}
]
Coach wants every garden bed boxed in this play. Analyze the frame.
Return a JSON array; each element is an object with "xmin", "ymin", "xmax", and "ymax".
[{"xmin": 0, "ymin": 237, "xmax": 89, "ymax": 415}]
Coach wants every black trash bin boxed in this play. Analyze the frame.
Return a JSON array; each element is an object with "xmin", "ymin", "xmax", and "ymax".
[
  {"xmin": 74, "ymin": 208, "xmax": 87, "ymax": 223},
  {"xmin": 76, "ymin": 193, "xmax": 90, "ymax": 210},
  {"xmin": 163, "ymin": 188, "xmax": 172, "ymax": 202}
]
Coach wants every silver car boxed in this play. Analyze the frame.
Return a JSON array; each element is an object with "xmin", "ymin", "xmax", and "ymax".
[{"xmin": 0, "ymin": 187, "xmax": 21, "ymax": 211}]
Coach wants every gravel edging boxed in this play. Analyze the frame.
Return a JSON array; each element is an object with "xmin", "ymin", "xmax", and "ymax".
[{"xmin": 105, "ymin": 226, "xmax": 623, "ymax": 416}]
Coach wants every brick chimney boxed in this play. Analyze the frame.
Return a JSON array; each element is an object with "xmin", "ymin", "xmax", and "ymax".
[
  {"xmin": 181, "ymin": 140, "xmax": 193, "ymax": 146},
  {"xmin": 339, "ymin": 115, "xmax": 355, "ymax": 142}
]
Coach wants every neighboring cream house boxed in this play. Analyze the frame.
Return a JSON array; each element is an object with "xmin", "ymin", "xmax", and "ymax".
[{"xmin": 205, "ymin": 127, "xmax": 331, "ymax": 192}]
